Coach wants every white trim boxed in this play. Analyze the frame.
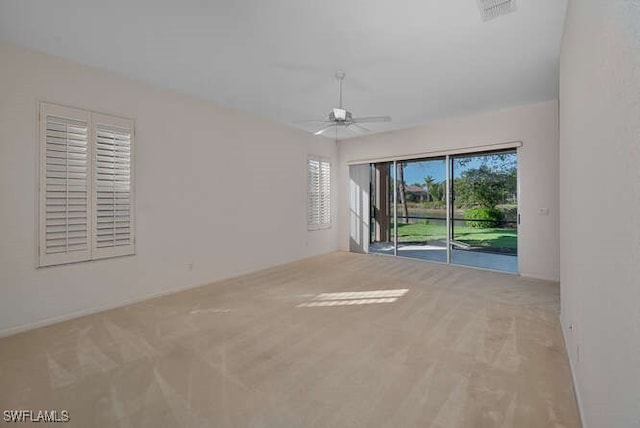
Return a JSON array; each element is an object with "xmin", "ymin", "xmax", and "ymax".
[
  {"xmin": 560, "ymin": 316, "xmax": 587, "ymax": 428},
  {"xmin": 392, "ymin": 161, "xmax": 398, "ymax": 256},
  {"xmin": 307, "ymin": 224, "xmax": 332, "ymax": 231},
  {"xmin": 516, "ymin": 146, "xmax": 521, "ymax": 274},
  {"xmin": 346, "ymin": 140, "xmax": 523, "ymax": 165},
  {"xmin": 445, "ymin": 155, "xmax": 451, "ymax": 264},
  {"xmin": 0, "ymin": 277, "xmax": 206, "ymax": 339},
  {"xmin": 1, "ymin": 252, "xmax": 335, "ymax": 339},
  {"xmin": 520, "ymin": 272, "xmax": 560, "ymax": 282}
]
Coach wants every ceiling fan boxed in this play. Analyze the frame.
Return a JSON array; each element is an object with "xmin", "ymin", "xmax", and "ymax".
[{"xmin": 298, "ymin": 71, "xmax": 392, "ymax": 138}]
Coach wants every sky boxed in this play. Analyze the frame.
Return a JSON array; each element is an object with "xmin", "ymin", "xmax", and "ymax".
[{"xmin": 402, "ymin": 160, "xmax": 446, "ymax": 185}]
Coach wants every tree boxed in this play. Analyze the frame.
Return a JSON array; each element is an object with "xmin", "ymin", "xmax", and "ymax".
[
  {"xmin": 455, "ymin": 153, "xmax": 516, "ymax": 171},
  {"xmin": 424, "ymin": 175, "xmax": 436, "ymax": 202},
  {"xmin": 397, "ymin": 163, "xmax": 409, "ymax": 222},
  {"xmin": 455, "ymin": 165, "xmax": 516, "ymax": 209},
  {"xmin": 430, "ymin": 181, "xmax": 445, "ymax": 202}
]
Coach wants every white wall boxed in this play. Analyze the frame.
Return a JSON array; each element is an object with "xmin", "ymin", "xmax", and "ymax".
[
  {"xmin": 0, "ymin": 42, "xmax": 338, "ymax": 336},
  {"xmin": 337, "ymin": 101, "xmax": 560, "ymax": 281},
  {"xmin": 559, "ymin": 1, "xmax": 640, "ymax": 427}
]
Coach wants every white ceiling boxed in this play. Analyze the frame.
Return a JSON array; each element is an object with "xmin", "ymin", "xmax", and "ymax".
[{"xmin": 0, "ymin": 0, "xmax": 567, "ymax": 139}]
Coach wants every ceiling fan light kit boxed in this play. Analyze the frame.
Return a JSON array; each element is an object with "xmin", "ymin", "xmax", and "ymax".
[{"xmin": 331, "ymin": 108, "xmax": 349, "ymax": 122}]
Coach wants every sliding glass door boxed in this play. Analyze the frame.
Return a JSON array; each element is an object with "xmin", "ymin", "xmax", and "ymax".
[
  {"xmin": 393, "ymin": 158, "xmax": 447, "ymax": 262},
  {"xmin": 449, "ymin": 150, "xmax": 518, "ymax": 272},
  {"xmin": 368, "ymin": 149, "xmax": 518, "ymax": 273}
]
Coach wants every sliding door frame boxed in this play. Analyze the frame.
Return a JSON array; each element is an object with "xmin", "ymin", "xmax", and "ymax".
[
  {"xmin": 445, "ymin": 154, "xmax": 451, "ymax": 264},
  {"xmin": 392, "ymin": 160, "xmax": 398, "ymax": 256},
  {"xmin": 348, "ymin": 141, "xmax": 522, "ymax": 166},
  {"xmin": 363, "ymin": 141, "xmax": 521, "ymax": 273}
]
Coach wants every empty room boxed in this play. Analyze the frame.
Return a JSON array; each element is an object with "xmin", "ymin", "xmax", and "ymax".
[{"xmin": 0, "ymin": 0, "xmax": 638, "ymax": 427}]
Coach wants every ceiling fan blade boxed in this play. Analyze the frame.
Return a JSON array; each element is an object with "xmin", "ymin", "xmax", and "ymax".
[
  {"xmin": 348, "ymin": 123, "xmax": 371, "ymax": 133},
  {"xmin": 351, "ymin": 115, "xmax": 392, "ymax": 123},
  {"xmin": 314, "ymin": 124, "xmax": 335, "ymax": 136},
  {"xmin": 294, "ymin": 119, "xmax": 332, "ymax": 124}
]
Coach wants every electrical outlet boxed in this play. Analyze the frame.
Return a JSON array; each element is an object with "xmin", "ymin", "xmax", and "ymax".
[{"xmin": 538, "ymin": 208, "xmax": 550, "ymax": 216}]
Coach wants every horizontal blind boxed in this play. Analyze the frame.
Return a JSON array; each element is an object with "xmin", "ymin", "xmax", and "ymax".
[
  {"xmin": 39, "ymin": 105, "xmax": 91, "ymax": 266},
  {"xmin": 308, "ymin": 158, "xmax": 331, "ymax": 229},
  {"xmin": 93, "ymin": 115, "xmax": 134, "ymax": 259}
]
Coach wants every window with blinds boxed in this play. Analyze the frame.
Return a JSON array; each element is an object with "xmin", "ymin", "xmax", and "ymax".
[
  {"xmin": 38, "ymin": 103, "xmax": 134, "ymax": 267},
  {"xmin": 307, "ymin": 157, "xmax": 331, "ymax": 230}
]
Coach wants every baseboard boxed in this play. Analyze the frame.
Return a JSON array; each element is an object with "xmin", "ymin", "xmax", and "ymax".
[
  {"xmin": 0, "ymin": 279, "xmax": 212, "ymax": 339},
  {"xmin": 0, "ymin": 250, "xmax": 342, "ymax": 339},
  {"xmin": 520, "ymin": 272, "xmax": 560, "ymax": 282},
  {"xmin": 560, "ymin": 315, "xmax": 587, "ymax": 428}
]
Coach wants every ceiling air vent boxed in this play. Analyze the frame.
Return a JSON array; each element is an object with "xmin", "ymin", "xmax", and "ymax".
[{"xmin": 477, "ymin": 0, "xmax": 517, "ymax": 21}]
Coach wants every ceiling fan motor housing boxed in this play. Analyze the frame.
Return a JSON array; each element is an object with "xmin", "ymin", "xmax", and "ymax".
[{"xmin": 330, "ymin": 108, "xmax": 352, "ymax": 122}]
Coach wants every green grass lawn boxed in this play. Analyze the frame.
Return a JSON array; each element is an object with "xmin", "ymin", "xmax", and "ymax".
[{"xmin": 394, "ymin": 222, "xmax": 517, "ymax": 250}]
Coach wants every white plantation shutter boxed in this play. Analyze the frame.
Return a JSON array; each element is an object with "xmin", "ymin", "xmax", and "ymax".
[
  {"xmin": 39, "ymin": 104, "xmax": 91, "ymax": 266},
  {"xmin": 308, "ymin": 159, "xmax": 321, "ymax": 225},
  {"xmin": 92, "ymin": 114, "xmax": 134, "ymax": 259},
  {"xmin": 308, "ymin": 157, "xmax": 331, "ymax": 229},
  {"xmin": 38, "ymin": 103, "xmax": 134, "ymax": 267},
  {"xmin": 319, "ymin": 160, "xmax": 331, "ymax": 224}
]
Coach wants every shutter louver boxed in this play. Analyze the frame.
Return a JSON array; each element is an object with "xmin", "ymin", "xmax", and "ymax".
[
  {"xmin": 319, "ymin": 160, "xmax": 331, "ymax": 225},
  {"xmin": 92, "ymin": 116, "xmax": 134, "ymax": 259},
  {"xmin": 308, "ymin": 159, "xmax": 321, "ymax": 226},
  {"xmin": 39, "ymin": 105, "xmax": 91, "ymax": 266},
  {"xmin": 307, "ymin": 157, "xmax": 331, "ymax": 229}
]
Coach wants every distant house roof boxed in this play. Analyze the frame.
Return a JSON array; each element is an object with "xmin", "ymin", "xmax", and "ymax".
[{"xmin": 405, "ymin": 185, "xmax": 427, "ymax": 193}]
